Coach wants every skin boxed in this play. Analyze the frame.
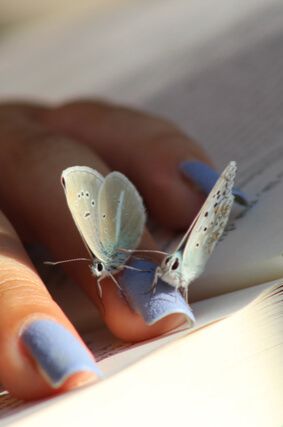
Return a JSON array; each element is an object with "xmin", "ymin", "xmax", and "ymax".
[{"xmin": 0, "ymin": 100, "xmax": 210, "ymax": 400}]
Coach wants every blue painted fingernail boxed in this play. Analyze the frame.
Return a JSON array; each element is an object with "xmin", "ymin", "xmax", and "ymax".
[
  {"xmin": 119, "ymin": 259, "xmax": 195, "ymax": 326},
  {"xmin": 21, "ymin": 319, "xmax": 103, "ymax": 388},
  {"xmin": 179, "ymin": 160, "xmax": 250, "ymax": 206}
]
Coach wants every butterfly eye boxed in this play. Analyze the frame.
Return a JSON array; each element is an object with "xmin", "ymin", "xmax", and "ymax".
[
  {"xmin": 171, "ymin": 259, "xmax": 179, "ymax": 271},
  {"xmin": 165, "ymin": 257, "xmax": 170, "ymax": 265},
  {"xmin": 97, "ymin": 262, "xmax": 104, "ymax": 272}
]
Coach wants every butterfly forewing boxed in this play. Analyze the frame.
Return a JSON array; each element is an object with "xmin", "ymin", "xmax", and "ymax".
[
  {"xmin": 181, "ymin": 161, "xmax": 236, "ymax": 278},
  {"xmin": 61, "ymin": 166, "xmax": 108, "ymax": 262},
  {"xmin": 97, "ymin": 172, "xmax": 146, "ymax": 256}
]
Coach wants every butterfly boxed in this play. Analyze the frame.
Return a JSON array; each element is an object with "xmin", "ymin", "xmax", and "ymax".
[
  {"xmin": 60, "ymin": 166, "xmax": 146, "ymax": 297},
  {"xmin": 151, "ymin": 161, "xmax": 237, "ymax": 301}
]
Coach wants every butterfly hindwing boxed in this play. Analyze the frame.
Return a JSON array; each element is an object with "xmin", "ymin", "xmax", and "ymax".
[{"xmin": 97, "ymin": 172, "xmax": 146, "ymax": 259}]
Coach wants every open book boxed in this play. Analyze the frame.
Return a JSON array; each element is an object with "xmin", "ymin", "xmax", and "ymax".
[{"xmin": 1, "ymin": 0, "xmax": 283, "ymax": 425}]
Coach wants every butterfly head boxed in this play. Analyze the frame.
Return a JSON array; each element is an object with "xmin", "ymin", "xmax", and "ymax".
[
  {"xmin": 159, "ymin": 252, "xmax": 183, "ymax": 288},
  {"xmin": 91, "ymin": 260, "xmax": 106, "ymax": 277}
]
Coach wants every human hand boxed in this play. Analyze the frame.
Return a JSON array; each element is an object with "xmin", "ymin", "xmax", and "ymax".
[{"xmin": 0, "ymin": 100, "xmax": 211, "ymax": 399}]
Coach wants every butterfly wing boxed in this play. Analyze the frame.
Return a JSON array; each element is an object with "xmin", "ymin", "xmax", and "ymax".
[
  {"xmin": 61, "ymin": 166, "xmax": 108, "ymax": 262},
  {"xmin": 97, "ymin": 172, "xmax": 146, "ymax": 262},
  {"xmin": 180, "ymin": 161, "xmax": 236, "ymax": 282}
]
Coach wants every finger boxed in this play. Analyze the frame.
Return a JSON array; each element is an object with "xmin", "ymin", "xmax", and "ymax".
[
  {"xmin": 40, "ymin": 100, "xmax": 213, "ymax": 230},
  {"xmin": 0, "ymin": 106, "xmax": 191, "ymax": 343},
  {"xmin": 0, "ymin": 210, "xmax": 101, "ymax": 400}
]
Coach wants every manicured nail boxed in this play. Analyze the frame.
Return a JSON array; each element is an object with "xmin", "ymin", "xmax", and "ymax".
[
  {"xmin": 119, "ymin": 259, "xmax": 195, "ymax": 326},
  {"xmin": 21, "ymin": 319, "xmax": 103, "ymax": 388},
  {"xmin": 179, "ymin": 160, "xmax": 250, "ymax": 206}
]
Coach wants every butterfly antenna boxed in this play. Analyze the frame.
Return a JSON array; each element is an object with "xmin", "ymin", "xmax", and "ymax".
[
  {"xmin": 44, "ymin": 257, "xmax": 91, "ymax": 265},
  {"xmin": 128, "ymin": 254, "xmax": 148, "ymax": 261},
  {"xmin": 122, "ymin": 265, "xmax": 152, "ymax": 273}
]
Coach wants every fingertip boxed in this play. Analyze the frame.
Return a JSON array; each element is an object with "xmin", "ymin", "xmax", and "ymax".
[
  {"xmin": 100, "ymin": 279, "xmax": 190, "ymax": 342},
  {"xmin": 97, "ymin": 256, "xmax": 194, "ymax": 342},
  {"xmin": 1, "ymin": 316, "xmax": 102, "ymax": 400},
  {"xmin": 180, "ymin": 160, "xmax": 250, "ymax": 207}
]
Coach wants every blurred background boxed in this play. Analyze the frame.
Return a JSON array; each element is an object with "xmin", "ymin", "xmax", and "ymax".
[{"xmin": 0, "ymin": 0, "xmax": 127, "ymax": 29}]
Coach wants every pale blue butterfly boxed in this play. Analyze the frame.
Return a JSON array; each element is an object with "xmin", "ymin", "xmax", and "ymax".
[
  {"xmin": 58, "ymin": 166, "xmax": 146, "ymax": 297},
  {"xmin": 151, "ymin": 161, "xmax": 237, "ymax": 301}
]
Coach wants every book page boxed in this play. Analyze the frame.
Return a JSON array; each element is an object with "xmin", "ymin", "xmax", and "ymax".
[
  {"xmin": 2, "ymin": 281, "xmax": 282, "ymax": 427},
  {"xmin": 87, "ymin": 280, "xmax": 272, "ymax": 376},
  {"xmin": 0, "ymin": 279, "xmax": 273, "ymax": 422}
]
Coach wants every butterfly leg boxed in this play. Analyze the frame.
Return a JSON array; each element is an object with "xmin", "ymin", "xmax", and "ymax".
[
  {"xmin": 143, "ymin": 267, "xmax": 160, "ymax": 295},
  {"xmin": 174, "ymin": 288, "xmax": 179, "ymax": 303},
  {"xmin": 183, "ymin": 287, "xmax": 188, "ymax": 304},
  {"xmin": 122, "ymin": 265, "xmax": 151, "ymax": 273},
  {"xmin": 96, "ymin": 277, "xmax": 103, "ymax": 299},
  {"xmin": 108, "ymin": 272, "xmax": 125, "ymax": 294},
  {"xmin": 96, "ymin": 273, "xmax": 125, "ymax": 300},
  {"xmin": 178, "ymin": 286, "xmax": 188, "ymax": 303}
]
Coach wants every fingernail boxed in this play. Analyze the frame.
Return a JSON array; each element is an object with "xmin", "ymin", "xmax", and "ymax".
[
  {"xmin": 119, "ymin": 259, "xmax": 195, "ymax": 326},
  {"xmin": 21, "ymin": 319, "xmax": 103, "ymax": 388},
  {"xmin": 179, "ymin": 160, "xmax": 250, "ymax": 206}
]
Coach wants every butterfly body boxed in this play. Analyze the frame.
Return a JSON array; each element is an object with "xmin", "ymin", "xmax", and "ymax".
[
  {"xmin": 61, "ymin": 166, "xmax": 146, "ymax": 296},
  {"xmin": 90, "ymin": 250, "xmax": 128, "ymax": 278},
  {"xmin": 154, "ymin": 161, "xmax": 237, "ymax": 299}
]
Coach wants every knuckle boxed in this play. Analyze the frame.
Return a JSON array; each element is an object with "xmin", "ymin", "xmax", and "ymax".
[{"xmin": 149, "ymin": 167, "xmax": 174, "ymax": 196}]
